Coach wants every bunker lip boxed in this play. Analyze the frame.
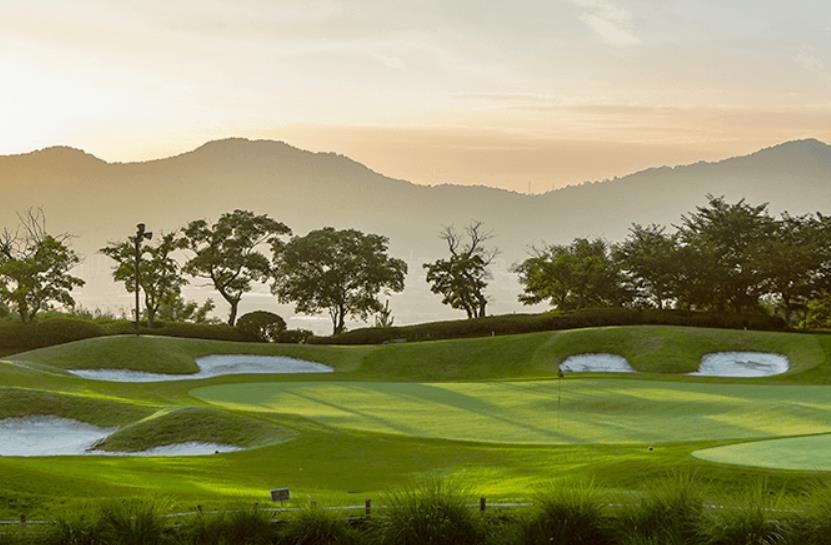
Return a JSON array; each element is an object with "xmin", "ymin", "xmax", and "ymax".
[
  {"xmin": 68, "ymin": 354, "xmax": 334, "ymax": 382},
  {"xmin": 0, "ymin": 416, "xmax": 244, "ymax": 457},
  {"xmin": 689, "ymin": 352, "xmax": 789, "ymax": 378},
  {"xmin": 559, "ymin": 353, "xmax": 635, "ymax": 373}
]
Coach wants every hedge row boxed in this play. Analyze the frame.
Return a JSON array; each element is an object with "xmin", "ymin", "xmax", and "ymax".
[{"xmin": 311, "ymin": 307, "xmax": 787, "ymax": 345}]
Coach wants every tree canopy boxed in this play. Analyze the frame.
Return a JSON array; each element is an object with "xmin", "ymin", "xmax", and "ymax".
[
  {"xmin": 423, "ymin": 221, "xmax": 496, "ymax": 319},
  {"xmin": 0, "ymin": 210, "xmax": 84, "ymax": 322},
  {"xmin": 100, "ymin": 232, "xmax": 187, "ymax": 327},
  {"xmin": 181, "ymin": 210, "xmax": 291, "ymax": 326},
  {"xmin": 273, "ymin": 227, "xmax": 407, "ymax": 335}
]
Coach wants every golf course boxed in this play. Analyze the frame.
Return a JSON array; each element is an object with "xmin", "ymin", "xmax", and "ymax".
[{"xmin": 3, "ymin": 324, "xmax": 831, "ymax": 518}]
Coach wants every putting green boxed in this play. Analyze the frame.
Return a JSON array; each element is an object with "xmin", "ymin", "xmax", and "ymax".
[
  {"xmin": 693, "ymin": 434, "xmax": 831, "ymax": 471},
  {"xmin": 192, "ymin": 379, "xmax": 831, "ymax": 445}
]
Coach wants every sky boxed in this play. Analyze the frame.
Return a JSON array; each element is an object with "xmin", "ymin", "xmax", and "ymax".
[{"xmin": 1, "ymin": 0, "xmax": 830, "ymax": 192}]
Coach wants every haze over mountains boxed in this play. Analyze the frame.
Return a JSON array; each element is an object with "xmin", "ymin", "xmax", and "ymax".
[{"xmin": 2, "ymin": 138, "xmax": 830, "ymax": 332}]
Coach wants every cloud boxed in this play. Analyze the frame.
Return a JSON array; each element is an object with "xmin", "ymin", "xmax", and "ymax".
[{"xmin": 567, "ymin": 0, "xmax": 640, "ymax": 46}]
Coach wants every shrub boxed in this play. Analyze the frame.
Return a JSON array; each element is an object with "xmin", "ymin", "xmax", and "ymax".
[
  {"xmin": 519, "ymin": 484, "xmax": 611, "ymax": 545},
  {"xmin": 274, "ymin": 328, "xmax": 315, "ymax": 344},
  {"xmin": 311, "ymin": 307, "xmax": 786, "ymax": 345},
  {"xmin": 371, "ymin": 478, "xmax": 486, "ymax": 545},
  {"xmin": 278, "ymin": 504, "xmax": 357, "ymax": 545},
  {"xmin": 699, "ymin": 484, "xmax": 793, "ymax": 545},
  {"xmin": 616, "ymin": 474, "xmax": 704, "ymax": 545},
  {"xmin": 0, "ymin": 317, "xmax": 105, "ymax": 351},
  {"xmin": 236, "ymin": 311, "xmax": 287, "ymax": 342},
  {"xmin": 97, "ymin": 498, "xmax": 169, "ymax": 545},
  {"xmin": 45, "ymin": 504, "xmax": 106, "ymax": 545}
]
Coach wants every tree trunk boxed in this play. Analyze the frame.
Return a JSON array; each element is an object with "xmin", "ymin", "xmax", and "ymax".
[{"xmin": 227, "ymin": 300, "xmax": 239, "ymax": 327}]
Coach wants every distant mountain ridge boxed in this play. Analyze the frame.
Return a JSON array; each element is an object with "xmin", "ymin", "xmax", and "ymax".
[{"xmin": 1, "ymin": 137, "xmax": 829, "ymax": 329}]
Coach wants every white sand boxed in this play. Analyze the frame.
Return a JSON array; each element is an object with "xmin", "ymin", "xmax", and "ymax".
[
  {"xmin": 689, "ymin": 352, "xmax": 789, "ymax": 377},
  {"xmin": 0, "ymin": 417, "xmax": 243, "ymax": 457},
  {"xmin": 0, "ymin": 416, "xmax": 112, "ymax": 456},
  {"xmin": 101, "ymin": 442, "xmax": 242, "ymax": 457},
  {"xmin": 70, "ymin": 354, "xmax": 333, "ymax": 382},
  {"xmin": 559, "ymin": 353, "xmax": 635, "ymax": 373}
]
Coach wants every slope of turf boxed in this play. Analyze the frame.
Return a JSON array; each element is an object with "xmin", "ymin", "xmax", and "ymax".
[
  {"xmin": 0, "ymin": 387, "xmax": 153, "ymax": 427},
  {"xmin": 93, "ymin": 407, "xmax": 292, "ymax": 452},
  {"xmin": 9, "ymin": 326, "xmax": 830, "ymax": 382},
  {"xmin": 693, "ymin": 434, "xmax": 831, "ymax": 471},
  {"xmin": 193, "ymin": 379, "xmax": 831, "ymax": 445}
]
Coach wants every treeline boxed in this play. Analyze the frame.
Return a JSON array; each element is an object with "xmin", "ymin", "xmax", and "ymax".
[
  {"xmin": 514, "ymin": 195, "xmax": 831, "ymax": 328},
  {"xmin": 1, "ymin": 195, "xmax": 830, "ymax": 337}
]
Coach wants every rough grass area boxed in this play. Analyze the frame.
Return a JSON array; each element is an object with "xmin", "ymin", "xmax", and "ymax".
[
  {"xmin": 693, "ymin": 434, "xmax": 831, "ymax": 471},
  {"xmin": 193, "ymin": 379, "xmax": 831, "ymax": 445},
  {"xmin": 0, "ymin": 387, "xmax": 153, "ymax": 426},
  {"xmin": 93, "ymin": 407, "xmax": 291, "ymax": 452}
]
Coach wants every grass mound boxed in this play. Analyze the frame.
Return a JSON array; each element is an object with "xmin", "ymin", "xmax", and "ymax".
[
  {"xmin": 10, "ymin": 335, "xmax": 367, "ymax": 375},
  {"xmin": 93, "ymin": 407, "xmax": 291, "ymax": 452},
  {"xmin": 0, "ymin": 387, "xmax": 152, "ymax": 427}
]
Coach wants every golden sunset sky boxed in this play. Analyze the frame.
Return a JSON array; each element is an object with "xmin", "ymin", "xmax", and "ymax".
[{"xmin": 2, "ymin": 1, "xmax": 830, "ymax": 191}]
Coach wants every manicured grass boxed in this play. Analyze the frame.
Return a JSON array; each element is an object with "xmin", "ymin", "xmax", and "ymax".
[
  {"xmin": 193, "ymin": 379, "xmax": 831, "ymax": 445},
  {"xmin": 0, "ymin": 387, "xmax": 153, "ymax": 426},
  {"xmin": 94, "ymin": 407, "xmax": 292, "ymax": 452},
  {"xmin": 2, "ymin": 325, "xmax": 831, "ymax": 519},
  {"xmin": 693, "ymin": 434, "xmax": 831, "ymax": 471}
]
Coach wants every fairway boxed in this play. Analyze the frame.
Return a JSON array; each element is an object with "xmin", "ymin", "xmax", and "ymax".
[
  {"xmin": 694, "ymin": 434, "xmax": 831, "ymax": 471},
  {"xmin": 192, "ymin": 378, "xmax": 831, "ymax": 445}
]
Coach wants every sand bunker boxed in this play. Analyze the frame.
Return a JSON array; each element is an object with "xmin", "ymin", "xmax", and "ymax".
[
  {"xmin": 0, "ymin": 416, "xmax": 112, "ymax": 456},
  {"xmin": 559, "ymin": 353, "xmax": 635, "ymax": 373},
  {"xmin": 689, "ymin": 352, "xmax": 789, "ymax": 378},
  {"xmin": 70, "ymin": 354, "xmax": 334, "ymax": 382},
  {"xmin": 107, "ymin": 442, "xmax": 242, "ymax": 457},
  {"xmin": 0, "ymin": 417, "xmax": 243, "ymax": 457}
]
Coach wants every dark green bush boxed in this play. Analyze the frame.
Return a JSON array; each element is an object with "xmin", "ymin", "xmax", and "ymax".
[
  {"xmin": 274, "ymin": 329, "xmax": 315, "ymax": 344},
  {"xmin": 236, "ymin": 311, "xmax": 287, "ymax": 342},
  {"xmin": 616, "ymin": 474, "xmax": 704, "ymax": 545},
  {"xmin": 103, "ymin": 321, "xmax": 248, "ymax": 342},
  {"xmin": 311, "ymin": 308, "xmax": 786, "ymax": 345},
  {"xmin": 0, "ymin": 318, "xmax": 105, "ymax": 351}
]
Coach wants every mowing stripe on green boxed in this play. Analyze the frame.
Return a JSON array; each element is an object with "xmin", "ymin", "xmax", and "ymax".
[{"xmin": 192, "ymin": 379, "xmax": 831, "ymax": 445}]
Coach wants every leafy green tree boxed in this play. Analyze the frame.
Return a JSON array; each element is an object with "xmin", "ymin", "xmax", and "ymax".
[
  {"xmin": 0, "ymin": 210, "xmax": 84, "ymax": 322},
  {"xmin": 181, "ymin": 210, "xmax": 291, "ymax": 326},
  {"xmin": 236, "ymin": 310, "xmax": 287, "ymax": 342},
  {"xmin": 273, "ymin": 227, "xmax": 407, "ymax": 335},
  {"xmin": 613, "ymin": 224, "xmax": 680, "ymax": 309},
  {"xmin": 100, "ymin": 232, "xmax": 187, "ymax": 327},
  {"xmin": 677, "ymin": 195, "xmax": 775, "ymax": 313},
  {"xmin": 375, "ymin": 299, "xmax": 395, "ymax": 327},
  {"xmin": 423, "ymin": 222, "xmax": 497, "ymax": 319},
  {"xmin": 758, "ymin": 213, "xmax": 831, "ymax": 324},
  {"xmin": 156, "ymin": 296, "xmax": 217, "ymax": 324},
  {"xmin": 515, "ymin": 238, "xmax": 629, "ymax": 310}
]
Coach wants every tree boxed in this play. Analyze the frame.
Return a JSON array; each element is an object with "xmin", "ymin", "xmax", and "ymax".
[
  {"xmin": 759, "ymin": 213, "xmax": 831, "ymax": 325},
  {"xmin": 677, "ymin": 195, "xmax": 775, "ymax": 313},
  {"xmin": 181, "ymin": 210, "xmax": 291, "ymax": 326},
  {"xmin": 100, "ymin": 232, "xmax": 187, "ymax": 327},
  {"xmin": 156, "ymin": 296, "xmax": 217, "ymax": 324},
  {"xmin": 375, "ymin": 299, "xmax": 395, "ymax": 327},
  {"xmin": 0, "ymin": 210, "xmax": 85, "ymax": 322},
  {"xmin": 273, "ymin": 227, "xmax": 407, "ymax": 335},
  {"xmin": 613, "ymin": 224, "xmax": 680, "ymax": 309},
  {"xmin": 514, "ymin": 238, "xmax": 629, "ymax": 310},
  {"xmin": 423, "ymin": 221, "xmax": 497, "ymax": 319},
  {"xmin": 236, "ymin": 310, "xmax": 287, "ymax": 342}
]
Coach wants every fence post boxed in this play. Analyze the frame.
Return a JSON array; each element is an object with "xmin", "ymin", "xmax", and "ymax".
[
  {"xmin": 365, "ymin": 499, "xmax": 372, "ymax": 518},
  {"xmin": 480, "ymin": 497, "xmax": 486, "ymax": 513}
]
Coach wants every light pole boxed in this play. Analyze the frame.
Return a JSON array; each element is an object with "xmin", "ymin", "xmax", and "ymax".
[{"xmin": 134, "ymin": 223, "xmax": 153, "ymax": 335}]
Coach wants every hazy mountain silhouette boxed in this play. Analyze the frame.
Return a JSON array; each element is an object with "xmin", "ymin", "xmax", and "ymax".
[{"xmin": 2, "ymin": 137, "xmax": 830, "ymax": 329}]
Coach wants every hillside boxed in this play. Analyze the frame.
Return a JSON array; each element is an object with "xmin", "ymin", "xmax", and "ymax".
[{"xmin": 2, "ymin": 138, "xmax": 830, "ymax": 329}]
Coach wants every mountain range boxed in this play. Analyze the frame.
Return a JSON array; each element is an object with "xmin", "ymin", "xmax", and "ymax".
[{"xmin": 2, "ymin": 137, "xmax": 830, "ymax": 331}]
